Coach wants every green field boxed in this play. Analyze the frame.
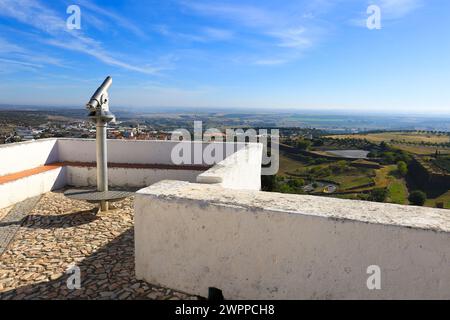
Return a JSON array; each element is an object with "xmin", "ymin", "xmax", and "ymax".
[
  {"xmin": 278, "ymin": 154, "xmax": 409, "ymax": 204},
  {"xmin": 392, "ymin": 144, "xmax": 450, "ymax": 155},
  {"xmin": 277, "ymin": 146, "xmax": 448, "ymax": 209},
  {"xmin": 327, "ymin": 131, "xmax": 450, "ymax": 155},
  {"xmin": 388, "ymin": 181, "xmax": 409, "ymax": 204},
  {"xmin": 279, "ymin": 152, "xmax": 375, "ymax": 191},
  {"xmin": 328, "ymin": 131, "xmax": 450, "ymax": 144}
]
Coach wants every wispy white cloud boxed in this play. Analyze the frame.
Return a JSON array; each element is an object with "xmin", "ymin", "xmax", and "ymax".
[
  {"xmin": 180, "ymin": 1, "xmax": 324, "ymax": 65},
  {"xmin": 253, "ymin": 58, "xmax": 288, "ymax": 66},
  {"xmin": 268, "ymin": 28, "xmax": 313, "ymax": 49},
  {"xmin": 202, "ymin": 27, "xmax": 234, "ymax": 41},
  {"xmin": 0, "ymin": 37, "xmax": 25, "ymax": 54},
  {"xmin": 180, "ymin": 1, "xmax": 276, "ymax": 28},
  {"xmin": 0, "ymin": 57, "xmax": 42, "ymax": 74},
  {"xmin": 379, "ymin": 0, "xmax": 422, "ymax": 19},
  {"xmin": 0, "ymin": 0, "xmax": 161, "ymax": 74},
  {"xmin": 0, "ymin": 57, "xmax": 42, "ymax": 68},
  {"xmin": 77, "ymin": 0, "xmax": 147, "ymax": 38},
  {"xmin": 0, "ymin": 36, "xmax": 66, "ymax": 68},
  {"xmin": 155, "ymin": 25, "xmax": 233, "ymax": 43},
  {"xmin": 45, "ymin": 35, "xmax": 161, "ymax": 74}
]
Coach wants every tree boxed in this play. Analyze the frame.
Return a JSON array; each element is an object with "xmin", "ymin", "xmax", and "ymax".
[
  {"xmin": 397, "ymin": 161, "xmax": 408, "ymax": 177},
  {"xmin": 367, "ymin": 151, "xmax": 377, "ymax": 158},
  {"xmin": 369, "ymin": 188, "xmax": 388, "ymax": 202},
  {"xmin": 408, "ymin": 191, "xmax": 427, "ymax": 206},
  {"xmin": 312, "ymin": 139, "xmax": 324, "ymax": 147},
  {"xmin": 380, "ymin": 141, "xmax": 389, "ymax": 151},
  {"xmin": 296, "ymin": 139, "xmax": 311, "ymax": 151}
]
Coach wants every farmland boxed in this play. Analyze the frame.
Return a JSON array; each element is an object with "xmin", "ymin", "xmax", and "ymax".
[
  {"xmin": 327, "ymin": 131, "xmax": 450, "ymax": 145},
  {"xmin": 273, "ymin": 131, "xmax": 450, "ymax": 209}
]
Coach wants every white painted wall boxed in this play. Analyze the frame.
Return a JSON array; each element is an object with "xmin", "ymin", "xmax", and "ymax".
[
  {"xmin": 66, "ymin": 166, "xmax": 201, "ymax": 188},
  {"xmin": 0, "ymin": 139, "xmax": 261, "ymax": 208},
  {"xmin": 0, "ymin": 139, "xmax": 58, "ymax": 176},
  {"xmin": 0, "ymin": 167, "xmax": 65, "ymax": 209},
  {"xmin": 197, "ymin": 143, "xmax": 263, "ymax": 190},
  {"xmin": 57, "ymin": 138, "xmax": 248, "ymax": 165},
  {"xmin": 135, "ymin": 180, "xmax": 450, "ymax": 300}
]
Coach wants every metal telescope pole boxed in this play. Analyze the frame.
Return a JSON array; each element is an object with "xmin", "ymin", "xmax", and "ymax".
[
  {"xmin": 97, "ymin": 118, "xmax": 108, "ymax": 211},
  {"xmin": 86, "ymin": 76, "xmax": 115, "ymax": 212}
]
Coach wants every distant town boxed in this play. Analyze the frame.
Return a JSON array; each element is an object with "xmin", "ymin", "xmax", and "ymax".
[{"xmin": 2, "ymin": 106, "xmax": 450, "ymax": 145}]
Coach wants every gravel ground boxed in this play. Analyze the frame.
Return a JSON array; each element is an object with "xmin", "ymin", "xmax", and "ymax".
[{"xmin": 0, "ymin": 191, "xmax": 197, "ymax": 300}]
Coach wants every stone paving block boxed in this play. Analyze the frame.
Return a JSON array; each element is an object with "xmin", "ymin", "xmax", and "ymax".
[{"xmin": 0, "ymin": 196, "xmax": 41, "ymax": 256}]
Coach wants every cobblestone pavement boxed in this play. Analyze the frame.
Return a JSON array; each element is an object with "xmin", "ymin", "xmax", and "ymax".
[
  {"xmin": 0, "ymin": 196, "xmax": 41, "ymax": 256},
  {"xmin": 0, "ymin": 191, "xmax": 197, "ymax": 300}
]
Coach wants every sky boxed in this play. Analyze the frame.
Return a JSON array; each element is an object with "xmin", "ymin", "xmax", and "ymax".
[{"xmin": 0, "ymin": 0, "xmax": 449, "ymax": 114}]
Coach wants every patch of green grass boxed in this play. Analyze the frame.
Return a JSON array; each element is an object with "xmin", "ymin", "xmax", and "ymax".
[
  {"xmin": 279, "ymin": 154, "xmax": 303, "ymax": 175},
  {"xmin": 388, "ymin": 180, "xmax": 408, "ymax": 204},
  {"xmin": 373, "ymin": 165, "xmax": 396, "ymax": 188}
]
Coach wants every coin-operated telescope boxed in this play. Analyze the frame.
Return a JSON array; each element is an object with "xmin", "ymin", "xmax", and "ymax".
[
  {"xmin": 86, "ymin": 76, "xmax": 116, "ymax": 123},
  {"xmin": 64, "ymin": 76, "xmax": 133, "ymax": 213},
  {"xmin": 87, "ymin": 76, "xmax": 115, "ymax": 211}
]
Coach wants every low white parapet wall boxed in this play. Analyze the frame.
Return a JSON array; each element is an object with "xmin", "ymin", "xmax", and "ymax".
[
  {"xmin": 66, "ymin": 166, "xmax": 201, "ymax": 188},
  {"xmin": 57, "ymin": 138, "xmax": 248, "ymax": 166},
  {"xmin": 135, "ymin": 180, "xmax": 450, "ymax": 300},
  {"xmin": 197, "ymin": 143, "xmax": 263, "ymax": 190},
  {"xmin": 0, "ymin": 167, "xmax": 66, "ymax": 209},
  {"xmin": 0, "ymin": 139, "xmax": 59, "ymax": 176},
  {"xmin": 0, "ymin": 139, "xmax": 263, "ymax": 209}
]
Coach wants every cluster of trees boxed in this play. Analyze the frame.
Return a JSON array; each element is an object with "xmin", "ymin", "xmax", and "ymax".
[
  {"xmin": 296, "ymin": 139, "xmax": 312, "ymax": 150},
  {"xmin": 321, "ymin": 137, "xmax": 378, "ymax": 150},
  {"xmin": 390, "ymin": 140, "xmax": 450, "ymax": 148},
  {"xmin": 368, "ymin": 142, "xmax": 412, "ymax": 165},
  {"xmin": 360, "ymin": 187, "xmax": 427, "ymax": 206},
  {"xmin": 293, "ymin": 154, "xmax": 331, "ymax": 166},
  {"xmin": 306, "ymin": 166, "xmax": 332, "ymax": 178},
  {"xmin": 330, "ymin": 161, "xmax": 350, "ymax": 174},
  {"xmin": 261, "ymin": 175, "xmax": 306, "ymax": 194},
  {"xmin": 368, "ymin": 188, "xmax": 389, "ymax": 202}
]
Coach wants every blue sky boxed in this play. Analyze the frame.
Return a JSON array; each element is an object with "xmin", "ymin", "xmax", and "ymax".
[{"xmin": 0, "ymin": 0, "xmax": 449, "ymax": 114}]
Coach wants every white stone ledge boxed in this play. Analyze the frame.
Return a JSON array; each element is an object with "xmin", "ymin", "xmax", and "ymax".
[
  {"xmin": 138, "ymin": 180, "xmax": 450, "ymax": 233},
  {"xmin": 196, "ymin": 143, "xmax": 263, "ymax": 190},
  {"xmin": 135, "ymin": 180, "xmax": 450, "ymax": 299}
]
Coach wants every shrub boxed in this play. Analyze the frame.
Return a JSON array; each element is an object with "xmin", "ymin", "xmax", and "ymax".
[
  {"xmin": 287, "ymin": 178, "xmax": 305, "ymax": 189},
  {"xmin": 408, "ymin": 191, "xmax": 427, "ymax": 206},
  {"xmin": 369, "ymin": 188, "xmax": 388, "ymax": 202},
  {"xmin": 397, "ymin": 161, "xmax": 408, "ymax": 176},
  {"xmin": 296, "ymin": 139, "xmax": 311, "ymax": 151}
]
